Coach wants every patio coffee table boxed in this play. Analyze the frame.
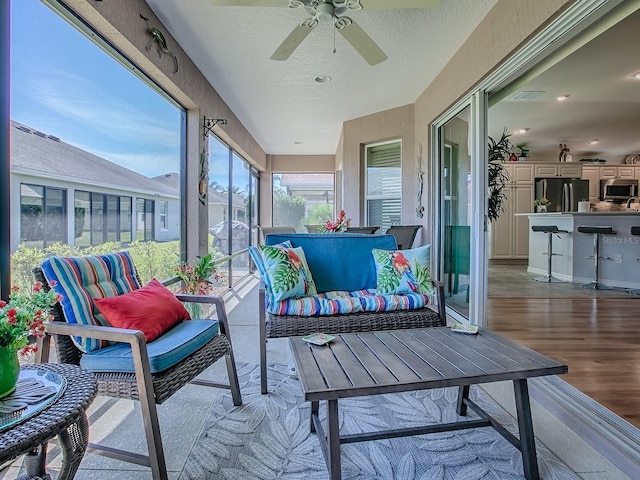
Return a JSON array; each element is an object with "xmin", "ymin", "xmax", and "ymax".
[{"xmin": 289, "ymin": 327, "xmax": 568, "ymax": 480}]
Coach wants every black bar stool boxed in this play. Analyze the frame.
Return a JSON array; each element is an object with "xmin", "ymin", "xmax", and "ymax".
[
  {"xmin": 627, "ymin": 226, "xmax": 640, "ymax": 295},
  {"xmin": 577, "ymin": 225, "xmax": 615, "ymax": 290},
  {"xmin": 531, "ymin": 225, "xmax": 568, "ymax": 282}
]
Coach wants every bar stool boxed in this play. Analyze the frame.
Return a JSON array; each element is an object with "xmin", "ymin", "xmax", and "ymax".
[
  {"xmin": 531, "ymin": 225, "xmax": 568, "ymax": 282},
  {"xmin": 627, "ymin": 226, "xmax": 640, "ymax": 295},
  {"xmin": 577, "ymin": 225, "xmax": 615, "ymax": 290}
]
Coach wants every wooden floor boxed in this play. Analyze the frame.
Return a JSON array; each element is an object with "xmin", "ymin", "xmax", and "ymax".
[{"xmin": 487, "ymin": 297, "xmax": 640, "ymax": 428}]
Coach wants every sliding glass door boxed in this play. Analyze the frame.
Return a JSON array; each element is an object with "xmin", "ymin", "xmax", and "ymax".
[{"xmin": 434, "ymin": 95, "xmax": 487, "ymax": 324}]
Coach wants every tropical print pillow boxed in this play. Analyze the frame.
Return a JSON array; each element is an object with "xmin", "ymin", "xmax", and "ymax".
[
  {"xmin": 248, "ymin": 240, "xmax": 292, "ymax": 292},
  {"xmin": 260, "ymin": 245, "xmax": 317, "ymax": 302},
  {"xmin": 372, "ymin": 244, "xmax": 433, "ymax": 295}
]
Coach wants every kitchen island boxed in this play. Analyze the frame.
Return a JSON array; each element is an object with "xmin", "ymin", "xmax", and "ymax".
[{"xmin": 522, "ymin": 212, "xmax": 640, "ymax": 289}]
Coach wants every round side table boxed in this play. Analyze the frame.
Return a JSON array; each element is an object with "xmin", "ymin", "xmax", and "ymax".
[{"xmin": 0, "ymin": 364, "xmax": 97, "ymax": 480}]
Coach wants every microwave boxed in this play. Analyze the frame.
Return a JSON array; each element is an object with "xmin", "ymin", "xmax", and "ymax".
[{"xmin": 600, "ymin": 178, "xmax": 638, "ymax": 202}]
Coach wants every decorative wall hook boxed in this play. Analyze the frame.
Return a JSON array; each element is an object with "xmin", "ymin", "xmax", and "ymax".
[
  {"xmin": 140, "ymin": 14, "xmax": 178, "ymax": 73},
  {"xmin": 203, "ymin": 117, "xmax": 228, "ymax": 138},
  {"xmin": 416, "ymin": 143, "xmax": 425, "ymax": 218}
]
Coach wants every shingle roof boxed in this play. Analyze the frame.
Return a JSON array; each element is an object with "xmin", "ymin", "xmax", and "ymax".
[{"xmin": 10, "ymin": 121, "xmax": 178, "ymax": 197}]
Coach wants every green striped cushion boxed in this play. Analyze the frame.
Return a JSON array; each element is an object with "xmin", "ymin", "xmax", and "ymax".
[{"xmin": 41, "ymin": 252, "xmax": 141, "ymax": 352}]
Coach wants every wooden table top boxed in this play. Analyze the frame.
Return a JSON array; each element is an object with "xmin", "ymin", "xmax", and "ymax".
[{"xmin": 289, "ymin": 327, "xmax": 568, "ymax": 401}]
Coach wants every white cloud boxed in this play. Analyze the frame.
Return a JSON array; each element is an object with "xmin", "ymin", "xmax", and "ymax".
[{"xmin": 26, "ymin": 68, "xmax": 180, "ymax": 150}]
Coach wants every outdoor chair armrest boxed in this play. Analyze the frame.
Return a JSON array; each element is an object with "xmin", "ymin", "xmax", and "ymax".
[{"xmin": 173, "ymin": 293, "xmax": 232, "ymax": 338}]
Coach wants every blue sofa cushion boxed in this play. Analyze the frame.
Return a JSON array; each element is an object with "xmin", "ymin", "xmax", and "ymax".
[
  {"xmin": 265, "ymin": 233, "xmax": 397, "ymax": 293},
  {"xmin": 79, "ymin": 319, "xmax": 219, "ymax": 373}
]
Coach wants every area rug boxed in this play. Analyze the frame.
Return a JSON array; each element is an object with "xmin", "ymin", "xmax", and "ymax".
[{"xmin": 180, "ymin": 363, "xmax": 579, "ymax": 480}]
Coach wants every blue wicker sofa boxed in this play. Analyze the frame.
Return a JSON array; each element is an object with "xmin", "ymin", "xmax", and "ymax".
[{"xmin": 251, "ymin": 233, "xmax": 446, "ymax": 394}]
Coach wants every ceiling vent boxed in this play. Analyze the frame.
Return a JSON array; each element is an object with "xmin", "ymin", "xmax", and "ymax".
[{"xmin": 513, "ymin": 91, "xmax": 544, "ymax": 100}]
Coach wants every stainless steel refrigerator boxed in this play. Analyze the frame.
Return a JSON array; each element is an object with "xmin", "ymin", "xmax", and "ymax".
[{"xmin": 535, "ymin": 178, "xmax": 589, "ymax": 212}]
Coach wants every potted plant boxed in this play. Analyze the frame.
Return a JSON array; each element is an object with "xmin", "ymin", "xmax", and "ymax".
[
  {"xmin": 534, "ymin": 198, "xmax": 551, "ymax": 212},
  {"xmin": 487, "ymin": 128, "xmax": 513, "ymax": 222},
  {"xmin": 174, "ymin": 253, "xmax": 221, "ymax": 317},
  {"xmin": 516, "ymin": 143, "xmax": 530, "ymax": 161},
  {"xmin": 322, "ymin": 209, "xmax": 351, "ymax": 232},
  {"xmin": 0, "ymin": 281, "xmax": 61, "ymax": 397}
]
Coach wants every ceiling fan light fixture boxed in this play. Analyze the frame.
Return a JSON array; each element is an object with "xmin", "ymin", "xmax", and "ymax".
[
  {"xmin": 314, "ymin": 75, "xmax": 332, "ymax": 83},
  {"xmin": 633, "ymin": 72, "xmax": 640, "ymax": 80},
  {"xmin": 516, "ymin": 128, "xmax": 529, "ymax": 134},
  {"xmin": 556, "ymin": 94, "xmax": 570, "ymax": 101}
]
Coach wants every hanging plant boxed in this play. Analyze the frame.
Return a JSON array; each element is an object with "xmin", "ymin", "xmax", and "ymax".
[{"xmin": 487, "ymin": 128, "xmax": 513, "ymax": 222}]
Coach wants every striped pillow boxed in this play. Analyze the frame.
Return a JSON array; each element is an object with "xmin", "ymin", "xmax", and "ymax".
[{"xmin": 41, "ymin": 251, "xmax": 141, "ymax": 352}]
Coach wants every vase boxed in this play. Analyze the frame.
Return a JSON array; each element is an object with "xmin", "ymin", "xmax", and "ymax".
[{"xmin": 0, "ymin": 347, "xmax": 20, "ymax": 399}]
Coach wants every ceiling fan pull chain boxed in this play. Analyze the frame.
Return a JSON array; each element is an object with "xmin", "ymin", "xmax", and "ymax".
[{"xmin": 333, "ymin": 20, "xmax": 337, "ymax": 54}]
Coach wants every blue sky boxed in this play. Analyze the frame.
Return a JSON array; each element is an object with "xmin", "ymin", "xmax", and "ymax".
[{"xmin": 10, "ymin": 0, "xmax": 182, "ymax": 178}]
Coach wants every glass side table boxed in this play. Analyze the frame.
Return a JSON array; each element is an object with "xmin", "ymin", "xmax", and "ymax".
[{"xmin": 0, "ymin": 364, "xmax": 97, "ymax": 480}]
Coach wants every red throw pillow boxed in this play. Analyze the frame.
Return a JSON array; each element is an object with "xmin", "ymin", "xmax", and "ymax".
[{"xmin": 94, "ymin": 279, "xmax": 190, "ymax": 342}]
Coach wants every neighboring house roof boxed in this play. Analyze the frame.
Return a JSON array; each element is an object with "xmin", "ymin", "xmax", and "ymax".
[
  {"xmin": 153, "ymin": 172, "xmax": 181, "ymax": 190},
  {"xmin": 10, "ymin": 120, "xmax": 178, "ymax": 197},
  {"xmin": 207, "ymin": 188, "xmax": 246, "ymax": 209}
]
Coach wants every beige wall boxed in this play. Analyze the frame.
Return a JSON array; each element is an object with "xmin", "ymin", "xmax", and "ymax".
[{"xmin": 338, "ymin": 104, "xmax": 415, "ymax": 227}]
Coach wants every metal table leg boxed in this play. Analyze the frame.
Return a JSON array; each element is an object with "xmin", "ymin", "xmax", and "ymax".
[
  {"xmin": 513, "ymin": 379, "xmax": 540, "ymax": 480},
  {"xmin": 326, "ymin": 400, "xmax": 341, "ymax": 480}
]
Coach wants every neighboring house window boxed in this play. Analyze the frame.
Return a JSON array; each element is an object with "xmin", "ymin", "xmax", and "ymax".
[
  {"xmin": 272, "ymin": 173, "xmax": 335, "ymax": 231},
  {"xmin": 365, "ymin": 140, "xmax": 402, "ymax": 231},
  {"xmin": 20, "ymin": 184, "xmax": 67, "ymax": 248},
  {"xmin": 74, "ymin": 191, "xmax": 133, "ymax": 247},
  {"xmin": 159, "ymin": 201, "xmax": 168, "ymax": 230},
  {"xmin": 136, "ymin": 199, "xmax": 155, "ymax": 242}
]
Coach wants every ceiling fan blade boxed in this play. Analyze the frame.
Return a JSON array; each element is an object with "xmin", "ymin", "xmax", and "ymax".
[
  {"xmin": 211, "ymin": 0, "xmax": 287, "ymax": 6},
  {"xmin": 271, "ymin": 19, "xmax": 318, "ymax": 61},
  {"xmin": 361, "ymin": 0, "xmax": 441, "ymax": 9},
  {"xmin": 335, "ymin": 17, "xmax": 387, "ymax": 66}
]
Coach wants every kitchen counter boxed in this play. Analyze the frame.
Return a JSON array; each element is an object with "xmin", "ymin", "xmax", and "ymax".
[{"xmin": 522, "ymin": 212, "xmax": 640, "ymax": 288}]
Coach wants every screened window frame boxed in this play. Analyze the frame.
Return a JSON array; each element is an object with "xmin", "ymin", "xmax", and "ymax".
[{"xmin": 364, "ymin": 139, "xmax": 402, "ymax": 228}]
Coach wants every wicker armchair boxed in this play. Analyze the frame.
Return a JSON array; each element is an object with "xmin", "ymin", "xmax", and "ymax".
[
  {"xmin": 385, "ymin": 225, "xmax": 422, "ymax": 249},
  {"xmin": 33, "ymin": 255, "xmax": 242, "ymax": 480},
  {"xmin": 345, "ymin": 226, "xmax": 380, "ymax": 234}
]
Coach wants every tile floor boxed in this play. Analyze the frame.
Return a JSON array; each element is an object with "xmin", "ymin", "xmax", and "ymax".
[{"xmin": 0, "ymin": 273, "xmax": 633, "ymax": 479}]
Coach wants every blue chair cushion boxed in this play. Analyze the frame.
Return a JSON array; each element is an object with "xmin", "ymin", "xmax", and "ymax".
[
  {"xmin": 264, "ymin": 233, "xmax": 397, "ymax": 293},
  {"xmin": 79, "ymin": 319, "xmax": 219, "ymax": 373}
]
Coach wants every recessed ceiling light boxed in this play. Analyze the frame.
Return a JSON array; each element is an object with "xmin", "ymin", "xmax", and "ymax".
[
  {"xmin": 556, "ymin": 95, "xmax": 570, "ymax": 101},
  {"xmin": 588, "ymin": 139, "xmax": 599, "ymax": 145},
  {"xmin": 294, "ymin": 141, "xmax": 303, "ymax": 144},
  {"xmin": 517, "ymin": 128, "xmax": 529, "ymax": 134},
  {"xmin": 313, "ymin": 75, "xmax": 332, "ymax": 83},
  {"xmin": 633, "ymin": 72, "xmax": 640, "ymax": 80}
]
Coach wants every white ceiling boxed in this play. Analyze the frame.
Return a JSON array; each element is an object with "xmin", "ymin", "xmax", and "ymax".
[
  {"xmin": 488, "ymin": 9, "xmax": 640, "ymax": 163},
  {"xmin": 145, "ymin": 0, "xmax": 497, "ymax": 155}
]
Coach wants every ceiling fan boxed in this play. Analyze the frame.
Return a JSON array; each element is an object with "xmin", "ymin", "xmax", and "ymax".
[{"xmin": 211, "ymin": 0, "xmax": 441, "ymax": 66}]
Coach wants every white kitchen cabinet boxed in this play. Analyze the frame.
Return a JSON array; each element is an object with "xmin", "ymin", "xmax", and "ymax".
[
  {"xmin": 581, "ymin": 166, "xmax": 601, "ymax": 201},
  {"xmin": 490, "ymin": 164, "xmax": 534, "ymax": 259},
  {"xmin": 599, "ymin": 165, "xmax": 634, "ymax": 179},
  {"xmin": 636, "ymin": 166, "xmax": 640, "ymax": 180},
  {"xmin": 534, "ymin": 163, "xmax": 582, "ymax": 178}
]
